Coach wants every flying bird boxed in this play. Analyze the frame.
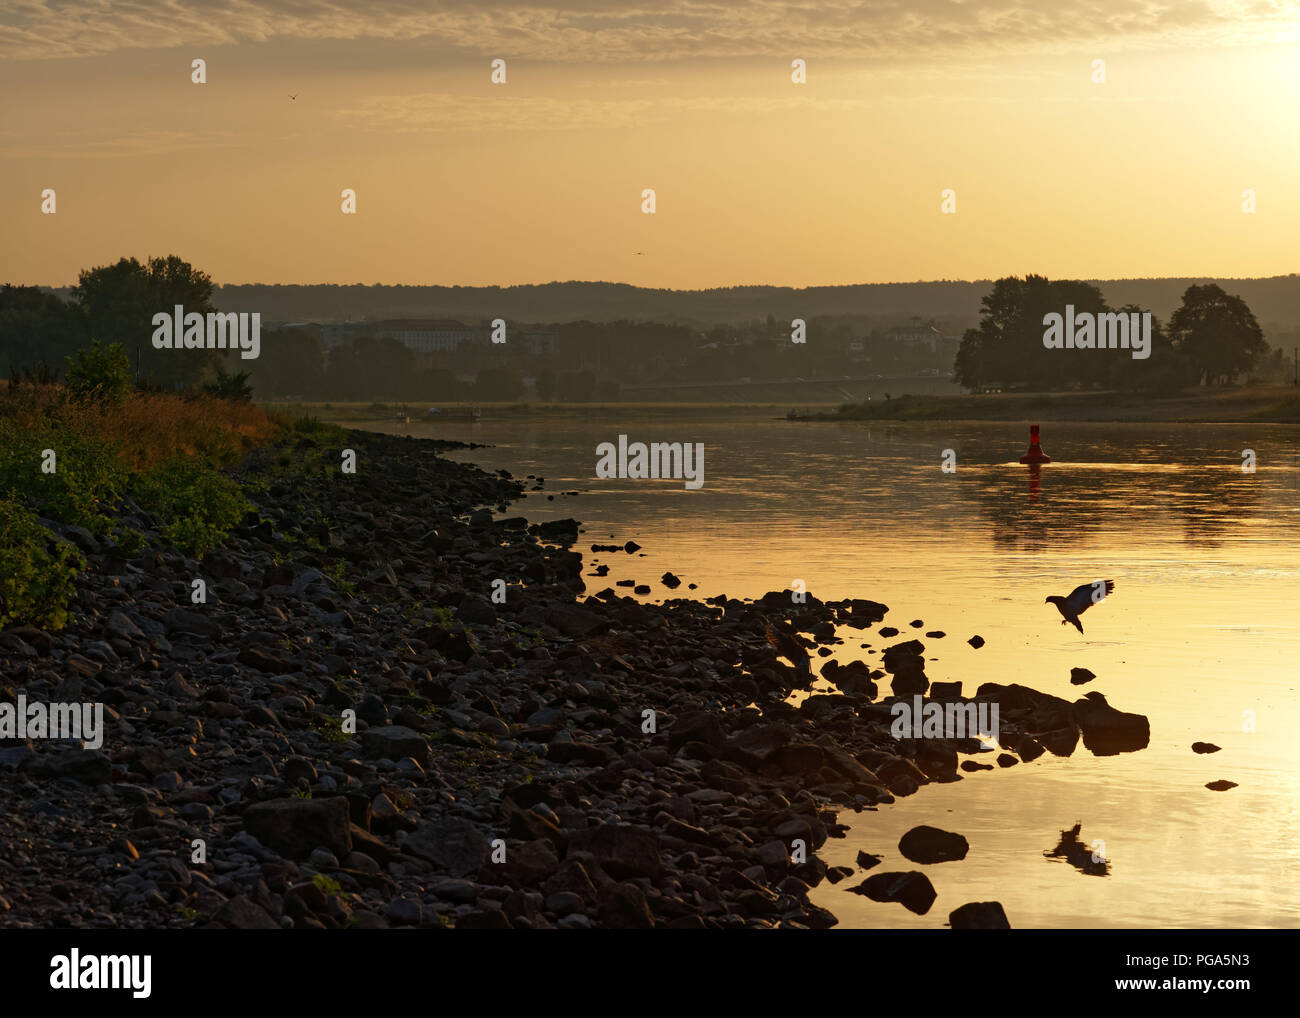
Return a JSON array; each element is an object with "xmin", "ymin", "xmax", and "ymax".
[
  {"xmin": 763, "ymin": 615, "xmax": 811, "ymax": 677},
  {"xmin": 1045, "ymin": 579, "xmax": 1114, "ymax": 635},
  {"xmin": 288, "ymin": 93, "xmax": 298, "ymax": 101}
]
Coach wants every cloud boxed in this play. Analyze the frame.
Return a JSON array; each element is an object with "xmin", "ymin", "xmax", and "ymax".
[
  {"xmin": 331, "ymin": 87, "xmax": 1185, "ymax": 133},
  {"xmin": 2, "ymin": 0, "xmax": 1298, "ymax": 62},
  {"xmin": 0, "ymin": 127, "xmax": 245, "ymax": 159}
]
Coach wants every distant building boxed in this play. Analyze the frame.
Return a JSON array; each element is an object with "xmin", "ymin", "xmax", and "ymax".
[
  {"xmin": 318, "ymin": 319, "xmax": 556, "ymax": 357},
  {"xmin": 885, "ymin": 318, "xmax": 944, "ymax": 353}
]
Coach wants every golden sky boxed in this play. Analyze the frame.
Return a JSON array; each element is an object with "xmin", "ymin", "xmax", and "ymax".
[{"xmin": 3, "ymin": 1, "xmax": 1299, "ymax": 288}]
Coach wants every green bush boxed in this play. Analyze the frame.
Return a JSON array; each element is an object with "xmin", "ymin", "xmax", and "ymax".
[
  {"xmin": 133, "ymin": 457, "xmax": 252, "ymax": 557},
  {"xmin": 0, "ymin": 496, "xmax": 84, "ymax": 630},
  {"xmin": 0, "ymin": 419, "xmax": 125, "ymax": 536},
  {"xmin": 203, "ymin": 365, "xmax": 254, "ymax": 402},
  {"xmin": 65, "ymin": 339, "xmax": 132, "ymax": 404}
]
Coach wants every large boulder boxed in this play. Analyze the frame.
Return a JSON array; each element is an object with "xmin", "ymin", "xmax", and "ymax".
[
  {"xmin": 359, "ymin": 725, "xmax": 431, "ymax": 766},
  {"xmin": 898, "ymin": 825, "xmax": 969, "ymax": 863},
  {"xmin": 949, "ymin": 901, "xmax": 1010, "ymax": 929},
  {"xmin": 850, "ymin": 871, "xmax": 937, "ymax": 915},
  {"xmin": 403, "ymin": 818, "xmax": 491, "ymax": 877},
  {"xmin": 243, "ymin": 796, "xmax": 352, "ymax": 858},
  {"xmin": 1071, "ymin": 692, "xmax": 1150, "ymax": 755},
  {"xmin": 568, "ymin": 824, "xmax": 662, "ymax": 880}
]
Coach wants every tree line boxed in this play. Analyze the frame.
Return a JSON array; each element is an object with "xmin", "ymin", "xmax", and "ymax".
[{"xmin": 953, "ymin": 276, "xmax": 1277, "ymax": 391}]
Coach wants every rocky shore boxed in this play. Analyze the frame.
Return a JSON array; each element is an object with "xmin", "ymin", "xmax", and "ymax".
[{"xmin": 0, "ymin": 429, "xmax": 1149, "ymax": 929}]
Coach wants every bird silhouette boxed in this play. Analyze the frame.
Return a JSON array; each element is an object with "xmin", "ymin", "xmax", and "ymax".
[
  {"xmin": 288, "ymin": 93, "xmax": 298, "ymax": 101},
  {"xmin": 762, "ymin": 615, "xmax": 811, "ymax": 676},
  {"xmin": 1045, "ymin": 579, "xmax": 1114, "ymax": 634}
]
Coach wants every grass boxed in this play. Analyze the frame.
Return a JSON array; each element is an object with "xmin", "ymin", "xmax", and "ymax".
[
  {"xmin": 0, "ymin": 381, "xmax": 289, "ymax": 628},
  {"xmin": 814, "ymin": 385, "xmax": 1300, "ymax": 423}
]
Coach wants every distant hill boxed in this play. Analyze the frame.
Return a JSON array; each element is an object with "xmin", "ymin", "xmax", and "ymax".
[{"xmin": 41, "ymin": 276, "xmax": 1300, "ymax": 332}]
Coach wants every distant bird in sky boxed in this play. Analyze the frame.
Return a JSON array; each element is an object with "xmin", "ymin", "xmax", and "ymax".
[
  {"xmin": 634, "ymin": 251, "xmax": 644, "ymax": 255},
  {"xmin": 288, "ymin": 93, "xmax": 298, "ymax": 100},
  {"xmin": 763, "ymin": 615, "xmax": 811, "ymax": 676},
  {"xmin": 1045, "ymin": 579, "xmax": 1115, "ymax": 634}
]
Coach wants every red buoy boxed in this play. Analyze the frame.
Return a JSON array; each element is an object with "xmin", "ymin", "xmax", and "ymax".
[{"xmin": 1019, "ymin": 424, "xmax": 1052, "ymax": 464}]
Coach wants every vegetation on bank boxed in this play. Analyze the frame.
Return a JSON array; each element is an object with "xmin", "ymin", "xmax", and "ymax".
[
  {"xmin": 817, "ymin": 385, "xmax": 1300, "ymax": 423},
  {"xmin": 0, "ymin": 351, "xmax": 283, "ymax": 630}
]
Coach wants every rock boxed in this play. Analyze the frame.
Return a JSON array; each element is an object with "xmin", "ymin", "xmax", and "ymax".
[
  {"xmin": 929, "ymin": 680, "xmax": 962, "ymax": 698},
  {"xmin": 850, "ymin": 871, "xmax": 937, "ymax": 915},
  {"xmin": 545, "ymin": 891, "xmax": 585, "ymax": 917},
  {"xmin": 568, "ymin": 824, "xmax": 662, "ymax": 879},
  {"xmin": 882, "ymin": 639, "xmax": 927, "ymax": 696},
  {"xmin": 825, "ymin": 866, "xmax": 854, "ymax": 884},
  {"xmin": 898, "ymin": 825, "xmax": 969, "ymax": 863},
  {"xmin": 432, "ymin": 879, "xmax": 478, "ymax": 904},
  {"xmin": 668, "ymin": 711, "xmax": 726, "ymax": 750},
  {"xmin": 237, "ymin": 647, "xmax": 293, "ymax": 673},
  {"xmin": 845, "ymin": 599, "xmax": 888, "ymax": 623},
  {"xmin": 243, "ymin": 796, "xmax": 352, "ymax": 859},
  {"xmin": 457, "ymin": 909, "xmax": 512, "ymax": 929},
  {"xmin": 541, "ymin": 860, "xmax": 599, "ymax": 904},
  {"xmin": 403, "ymin": 819, "xmax": 490, "ymax": 877},
  {"xmin": 967, "ymin": 635, "xmax": 985, "ymax": 648},
  {"xmin": 949, "ymin": 901, "xmax": 1010, "ymax": 929},
  {"xmin": 1206, "ymin": 780, "xmax": 1238, "ymax": 791},
  {"xmin": 212, "ymin": 895, "xmax": 281, "ymax": 929},
  {"xmin": 996, "ymin": 753, "xmax": 1019, "ymax": 767},
  {"xmin": 493, "ymin": 838, "xmax": 558, "ymax": 884},
  {"xmin": 386, "ymin": 897, "xmax": 423, "ymax": 926},
  {"xmin": 1069, "ymin": 667, "xmax": 1095, "ymax": 685},
  {"xmin": 1192, "ymin": 742, "xmax": 1221, "ymax": 754},
  {"xmin": 1037, "ymin": 726, "xmax": 1079, "ymax": 757},
  {"xmin": 162, "ymin": 607, "xmax": 222, "ymax": 638},
  {"xmin": 597, "ymin": 882, "xmax": 654, "ymax": 928},
  {"xmin": 28, "ymin": 750, "xmax": 111, "ymax": 785},
  {"xmin": 661, "ymin": 571, "xmax": 682, "ymax": 589},
  {"xmin": 104, "ymin": 610, "xmax": 144, "ymax": 639},
  {"xmin": 756, "ymin": 840, "xmax": 789, "ymax": 866},
  {"xmin": 360, "ymin": 725, "xmax": 430, "ymax": 767},
  {"xmin": 1071, "ymin": 692, "xmax": 1150, "ymax": 755},
  {"xmin": 542, "ymin": 604, "xmax": 603, "ymax": 638},
  {"xmin": 774, "ymin": 742, "xmax": 824, "ymax": 775},
  {"xmin": 458, "ymin": 594, "xmax": 496, "ymax": 626},
  {"xmin": 856, "ymin": 851, "xmax": 882, "ymax": 870}
]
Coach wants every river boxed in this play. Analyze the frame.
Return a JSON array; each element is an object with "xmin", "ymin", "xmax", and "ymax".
[{"xmin": 350, "ymin": 407, "xmax": 1300, "ymax": 929}]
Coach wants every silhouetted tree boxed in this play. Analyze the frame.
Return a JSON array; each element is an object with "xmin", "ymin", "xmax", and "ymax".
[
  {"xmin": 249, "ymin": 327, "xmax": 324, "ymax": 397},
  {"xmin": 73, "ymin": 255, "xmax": 219, "ymax": 388},
  {"xmin": 0, "ymin": 285, "xmax": 88, "ymax": 377},
  {"xmin": 1168, "ymin": 284, "xmax": 1266, "ymax": 385}
]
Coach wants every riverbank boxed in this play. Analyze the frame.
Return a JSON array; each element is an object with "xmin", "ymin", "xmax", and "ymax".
[
  {"xmin": 797, "ymin": 386, "xmax": 1300, "ymax": 423},
  {"xmin": 0, "ymin": 423, "xmax": 1152, "ymax": 929},
  {"xmin": 262, "ymin": 385, "xmax": 1300, "ymax": 425}
]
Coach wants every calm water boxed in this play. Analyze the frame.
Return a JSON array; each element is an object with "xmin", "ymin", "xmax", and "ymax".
[{"xmin": 355, "ymin": 409, "xmax": 1300, "ymax": 929}]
